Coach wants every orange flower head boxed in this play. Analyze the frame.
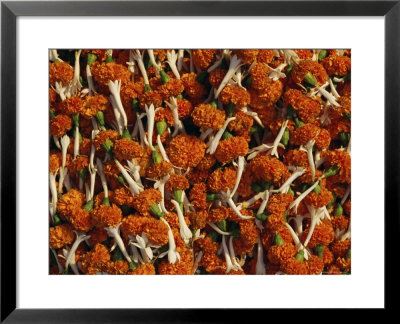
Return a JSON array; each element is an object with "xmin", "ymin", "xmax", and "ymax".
[
  {"xmin": 290, "ymin": 123, "xmax": 320, "ymax": 146},
  {"xmin": 131, "ymin": 188, "xmax": 162, "ymax": 214},
  {"xmin": 283, "ymin": 149, "xmax": 309, "ymax": 168},
  {"xmin": 331, "ymin": 239, "xmax": 351, "ymax": 258},
  {"xmin": 186, "ymin": 168, "xmax": 210, "ymax": 184},
  {"xmin": 146, "ymin": 160, "xmax": 173, "ymax": 179},
  {"xmin": 267, "ymin": 243, "xmax": 297, "ymax": 265},
  {"xmin": 304, "ymin": 188, "xmax": 333, "ymax": 208},
  {"xmin": 220, "ymin": 85, "xmax": 250, "ymax": 108},
  {"xmin": 249, "ymin": 154, "xmax": 288, "ymax": 185},
  {"xmin": 215, "ymin": 136, "xmax": 248, "ymax": 164},
  {"xmin": 57, "ymin": 96, "xmax": 84, "ymax": 115},
  {"xmin": 111, "ymin": 187, "xmax": 134, "ymax": 207},
  {"xmin": 138, "ymin": 90, "xmax": 163, "ymax": 110},
  {"xmin": 157, "ymin": 248, "xmax": 194, "ymax": 275},
  {"xmin": 232, "ymin": 50, "xmax": 258, "ymax": 65},
  {"xmin": 50, "ymin": 114, "xmax": 72, "ymax": 137},
  {"xmin": 248, "ymin": 80, "xmax": 283, "ymax": 109},
  {"xmin": 321, "ymin": 54, "xmax": 351, "ymax": 76},
  {"xmin": 57, "ymin": 189, "xmax": 85, "ymax": 219},
  {"xmin": 93, "ymin": 129, "xmax": 119, "ymax": 152},
  {"xmin": 81, "ymin": 95, "xmax": 109, "ymax": 120},
  {"xmin": 87, "ymin": 227, "xmax": 108, "ymax": 246},
  {"xmin": 191, "ymin": 104, "xmax": 226, "ymax": 130},
  {"xmin": 166, "ymin": 134, "xmax": 206, "ymax": 169},
  {"xmin": 113, "ymin": 138, "xmax": 143, "ymax": 161},
  {"xmin": 70, "ymin": 208, "xmax": 93, "ymax": 232},
  {"xmin": 283, "ymin": 89, "xmax": 322, "ymax": 124},
  {"xmin": 187, "ymin": 210, "xmax": 208, "ymax": 229},
  {"xmin": 181, "ymin": 72, "xmax": 207, "ymax": 99},
  {"xmin": 325, "ymin": 117, "xmax": 351, "ymax": 140},
  {"xmin": 329, "ymin": 96, "xmax": 351, "ymax": 120},
  {"xmin": 157, "ymin": 78, "xmax": 185, "ymax": 100},
  {"xmin": 228, "ymin": 110, "xmax": 253, "ymax": 141},
  {"xmin": 250, "ymin": 62, "xmax": 270, "ymax": 91},
  {"xmin": 196, "ymin": 154, "xmax": 217, "ymax": 171},
  {"xmin": 280, "ymin": 257, "xmax": 309, "ymax": 275},
  {"xmin": 49, "ymin": 61, "xmax": 73, "ymax": 86},
  {"xmin": 68, "ymin": 156, "xmax": 89, "ymax": 176},
  {"xmin": 192, "ymin": 49, "xmax": 218, "ymax": 70},
  {"xmin": 207, "ymin": 167, "xmax": 237, "ymax": 193},
  {"xmin": 209, "ymin": 68, "xmax": 227, "ymax": 88},
  {"xmin": 336, "ymin": 81, "xmax": 351, "ymax": 98},
  {"xmin": 344, "ymin": 200, "xmax": 351, "ymax": 216},
  {"xmin": 302, "ymin": 220, "xmax": 334, "ymax": 248},
  {"xmin": 91, "ymin": 204, "xmax": 122, "ymax": 228},
  {"xmin": 90, "ymin": 62, "xmax": 131, "ymax": 93},
  {"xmin": 207, "ymin": 206, "xmax": 231, "ymax": 223},
  {"xmin": 307, "ymin": 255, "xmax": 325, "ymax": 274},
  {"xmin": 291, "ymin": 59, "xmax": 328, "ymax": 86},
  {"xmin": 80, "ymin": 243, "xmax": 111, "ymax": 275},
  {"xmin": 257, "ymin": 50, "xmax": 275, "ymax": 64},
  {"xmin": 294, "ymin": 49, "xmax": 313, "ymax": 59},
  {"xmin": 165, "ymin": 173, "xmax": 189, "ymax": 191},
  {"xmin": 49, "ymin": 88, "xmax": 57, "ymax": 105},
  {"xmin": 120, "ymin": 214, "xmax": 148, "ymax": 237},
  {"xmin": 266, "ymin": 193, "xmax": 294, "ymax": 215},
  {"xmin": 177, "ymin": 98, "xmax": 193, "ymax": 120},
  {"xmin": 104, "ymin": 260, "xmax": 129, "ymax": 274},
  {"xmin": 49, "ymin": 224, "xmax": 75, "ymax": 249},
  {"xmin": 49, "ymin": 150, "xmax": 62, "ymax": 173},
  {"xmin": 189, "ymin": 182, "xmax": 209, "ymax": 210},
  {"xmin": 143, "ymin": 218, "xmax": 169, "ymax": 246},
  {"xmin": 321, "ymin": 149, "xmax": 351, "ymax": 184}
]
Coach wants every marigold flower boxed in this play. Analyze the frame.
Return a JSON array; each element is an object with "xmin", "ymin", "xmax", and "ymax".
[
  {"xmin": 248, "ymin": 80, "xmax": 283, "ymax": 109},
  {"xmin": 81, "ymin": 94, "xmax": 109, "ymax": 120},
  {"xmin": 307, "ymin": 255, "xmax": 325, "ymax": 274},
  {"xmin": 165, "ymin": 134, "xmax": 206, "ymax": 169},
  {"xmin": 56, "ymin": 96, "xmax": 84, "ymax": 115},
  {"xmin": 280, "ymin": 255, "xmax": 309, "ymax": 274},
  {"xmin": 343, "ymin": 200, "xmax": 351, "ymax": 216},
  {"xmin": 291, "ymin": 59, "xmax": 328, "ymax": 86},
  {"xmin": 220, "ymin": 85, "xmax": 250, "ymax": 108},
  {"xmin": 57, "ymin": 189, "xmax": 85, "ymax": 219},
  {"xmin": 138, "ymin": 90, "xmax": 163, "ymax": 110},
  {"xmin": 326, "ymin": 264, "xmax": 342, "ymax": 275},
  {"xmin": 330, "ymin": 96, "xmax": 351, "ymax": 120},
  {"xmin": 146, "ymin": 160, "xmax": 173, "ymax": 179},
  {"xmin": 176, "ymin": 98, "xmax": 193, "ymax": 119},
  {"xmin": 104, "ymin": 260, "xmax": 129, "ymax": 274},
  {"xmin": 158, "ymin": 248, "xmax": 194, "ymax": 275},
  {"xmin": 143, "ymin": 217, "xmax": 169, "ymax": 246},
  {"xmin": 249, "ymin": 154, "xmax": 288, "ymax": 185},
  {"xmin": 91, "ymin": 204, "xmax": 122, "ymax": 228},
  {"xmin": 336, "ymin": 81, "xmax": 351, "ymax": 98},
  {"xmin": 131, "ymin": 188, "xmax": 162, "ymax": 214},
  {"xmin": 294, "ymin": 49, "xmax": 313, "ymax": 59},
  {"xmin": 250, "ymin": 62, "xmax": 270, "ymax": 91},
  {"xmin": 157, "ymin": 78, "xmax": 185, "ymax": 100},
  {"xmin": 257, "ymin": 50, "xmax": 275, "ymax": 63},
  {"xmin": 336, "ymin": 256, "xmax": 351, "ymax": 272},
  {"xmin": 321, "ymin": 149, "xmax": 351, "ymax": 184},
  {"xmin": 192, "ymin": 49, "xmax": 218, "ymax": 70},
  {"xmin": 111, "ymin": 186, "xmax": 135, "ymax": 207},
  {"xmin": 331, "ymin": 239, "xmax": 351, "ymax": 258},
  {"xmin": 187, "ymin": 210, "xmax": 208, "ymax": 229},
  {"xmin": 191, "ymin": 104, "xmax": 226, "ymax": 130},
  {"xmin": 93, "ymin": 130, "xmax": 119, "ymax": 152},
  {"xmin": 283, "ymin": 89, "xmax": 321, "ymax": 124},
  {"xmin": 80, "ymin": 243, "xmax": 111, "ymax": 275},
  {"xmin": 113, "ymin": 138, "xmax": 143, "ymax": 161},
  {"xmin": 188, "ymin": 182, "xmax": 209, "ymax": 210},
  {"xmin": 91, "ymin": 62, "xmax": 131, "ymax": 93},
  {"xmin": 49, "ymin": 224, "xmax": 75, "ymax": 249},
  {"xmin": 196, "ymin": 154, "xmax": 217, "ymax": 171},
  {"xmin": 331, "ymin": 215, "xmax": 350, "ymax": 231},
  {"xmin": 267, "ymin": 242, "xmax": 297, "ymax": 265},
  {"xmin": 49, "ymin": 61, "xmax": 74, "ymax": 86},
  {"xmin": 165, "ymin": 174, "xmax": 189, "ymax": 191},
  {"xmin": 304, "ymin": 188, "xmax": 333, "ymax": 208},
  {"xmin": 325, "ymin": 117, "xmax": 351, "ymax": 141},
  {"xmin": 50, "ymin": 114, "xmax": 72, "ymax": 137},
  {"xmin": 214, "ymin": 136, "xmax": 249, "ymax": 164},
  {"xmin": 69, "ymin": 209, "xmax": 93, "ymax": 232},
  {"xmin": 207, "ymin": 167, "xmax": 237, "ymax": 193},
  {"xmin": 209, "ymin": 68, "xmax": 227, "ymax": 88},
  {"xmin": 120, "ymin": 214, "xmax": 148, "ymax": 237},
  {"xmin": 321, "ymin": 54, "xmax": 351, "ymax": 76},
  {"xmin": 301, "ymin": 220, "xmax": 334, "ymax": 248},
  {"xmin": 232, "ymin": 49, "xmax": 258, "ymax": 65},
  {"xmin": 207, "ymin": 206, "xmax": 231, "ymax": 223},
  {"xmin": 186, "ymin": 168, "xmax": 210, "ymax": 184},
  {"xmin": 181, "ymin": 72, "xmax": 207, "ymax": 99}
]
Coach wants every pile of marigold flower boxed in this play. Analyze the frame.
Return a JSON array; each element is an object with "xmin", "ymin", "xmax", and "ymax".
[{"xmin": 49, "ymin": 49, "xmax": 351, "ymax": 275}]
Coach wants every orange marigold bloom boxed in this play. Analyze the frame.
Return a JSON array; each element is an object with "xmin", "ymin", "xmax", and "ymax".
[
  {"xmin": 187, "ymin": 210, "xmax": 208, "ymax": 229},
  {"xmin": 331, "ymin": 239, "xmax": 351, "ymax": 258},
  {"xmin": 283, "ymin": 89, "xmax": 322, "ymax": 124},
  {"xmin": 191, "ymin": 104, "xmax": 226, "ymax": 130},
  {"xmin": 120, "ymin": 214, "xmax": 148, "ymax": 237},
  {"xmin": 237, "ymin": 218, "xmax": 258, "ymax": 245},
  {"xmin": 207, "ymin": 167, "xmax": 237, "ymax": 193},
  {"xmin": 321, "ymin": 54, "xmax": 351, "ymax": 76},
  {"xmin": 91, "ymin": 62, "xmax": 131, "ymax": 93},
  {"xmin": 201, "ymin": 251, "xmax": 224, "ymax": 273},
  {"xmin": 56, "ymin": 96, "xmax": 83, "ymax": 115},
  {"xmin": 250, "ymin": 62, "xmax": 270, "ymax": 91},
  {"xmin": 143, "ymin": 218, "xmax": 169, "ymax": 246},
  {"xmin": 331, "ymin": 215, "xmax": 350, "ymax": 231},
  {"xmin": 192, "ymin": 49, "xmax": 218, "ymax": 70},
  {"xmin": 163, "ymin": 212, "xmax": 190, "ymax": 230},
  {"xmin": 302, "ymin": 220, "xmax": 334, "ymax": 248},
  {"xmin": 315, "ymin": 128, "xmax": 331, "ymax": 150},
  {"xmin": 344, "ymin": 200, "xmax": 351, "ymax": 216},
  {"xmin": 304, "ymin": 188, "xmax": 333, "ymax": 208},
  {"xmin": 120, "ymin": 81, "xmax": 139, "ymax": 108},
  {"xmin": 50, "ymin": 114, "xmax": 72, "ymax": 137},
  {"xmin": 91, "ymin": 204, "xmax": 122, "ymax": 228},
  {"xmin": 284, "ymin": 149, "xmax": 309, "ymax": 168},
  {"xmin": 113, "ymin": 138, "xmax": 143, "ymax": 161},
  {"xmin": 102, "ymin": 161, "xmax": 122, "ymax": 191},
  {"xmin": 326, "ymin": 264, "xmax": 342, "ymax": 275},
  {"xmin": 131, "ymin": 188, "xmax": 162, "ymax": 214},
  {"xmin": 104, "ymin": 260, "xmax": 129, "ymax": 274},
  {"xmin": 228, "ymin": 110, "xmax": 253, "ymax": 140},
  {"xmin": 155, "ymin": 107, "xmax": 174, "ymax": 127},
  {"xmin": 261, "ymin": 225, "xmax": 293, "ymax": 250},
  {"xmin": 68, "ymin": 156, "xmax": 89, "ymax": 176},
  {"xmin": 80, "ymin": 243, "xmax": 111, "ymax": 275},
  {"xmin": 329, "ymin": 96, "xmax": 351, "ymax": 120},
  {"xmin": 257, "ymin": 49, "xmax": 275, "ymax": 64},
  {"xmin": 157, "ymin": 248, "xmax": 194, "ymax": 275},
  {"xmin": 321, "ymin": 246, "xmax": 335, "ymax": 265},
  {"xmin": 57, "ymin": 189, "xmax": 85, "ymax": 219},
  {"xmin": 93, "ymin": 129, "xmax": 119, "ymax": 152},
  {"xmin": 267, "ymin": 243, "xmax": 297, "ymax": 265},
  {"xmin": 232, "ymin": 49, "xmax": 258, "ymax": 65},
  {"xmin": 291, "ymin": 59, "xmax": 328, "ymax": 86},
  {"xmin": 207, "ymin": 206, "xmax": 231, "ymax": 223},
  {"xmin": 138, "ymin": 90, "xmax": 163, "ymax": 110},
  {"xmin": 181, "ymin": 72, "xmax": 207, "ymax": 99},
  {"xmin": 219, "ymin": 85, "xmax": 250, "ymax": 108},
  {"xmin": 165, "ymin": 173, "xmax": 189, "ymax": 191},
  {"xmin": 336, "ymin": 256, "xmax": 351, "ymax": 272},
  {"xmin": 186, "ymin": 168, "xmax": 210, "ymax": 184},
  {"xmin": 176, "ymin": 98, "xmax": 193, "ymax": 120},
  {"xmin": 321, "ymin": 149, "xmax": 351, "ymax": 184},
  {"xmin": 248, "ymin": 80, "xmax": 283, "ymax": 109},
  {"xmin": 157, "ymin": 78, "xmax": 185, "ymax": 100},
  {"xmin": 209, "ymin": 68, "xmax": 227, "ymax": 88},
  {"xmin": 280, "ymin": 257, "xmax": 309, "ymax": 274},
  {"xmin": 111, "ymin": 187, "xmax": 134, "ymax": 207},
  {"xmin": 166, "ymin": 134, "xmax": 206, "ymax": 169},
  {"xmin": 236, "ymin": 169, "xmax": 256, "ymax": 198},
  {"xmin": 82, "ymin": 49, "xmax": 108, "ymax": 62},
  {"xmin": 290, "ymin": 123, "xmax": 319, "ymax": 146},
  {"xmin": 307, "ymin": 255, "xmax": 325, "ymax": 274},
  {"xmin": 196, "ymin": 154, "xmax": 217, "ymax": 171},
  {"xmin": 189, "ymin": 183, "xmax": 209, "ymax": 210},
  {"xmin": 325, "ymin": 117, "xmax": 351, "ymax": 140},
  {"xmin": 336, "ymin": 81, "xmax": 351, "ymax": 98},
  {"xmin": 266, "ymin": 193, "xmax": 293, "ymax": 215},
  {"xmin": 70, "ymin": 209, "xmax": 93, "ymax": 232},
  {"xmin": 249, "ymin": 154, "xmax": 288, "ymax": 185},
  {"xmin": 49, "ymin": 88, "xmax": 57, "ymax": 105},
  {"xmin": 49, "ymin": 61, "xmax": 73, "ymax": 86},
  {"xmin": 49, "ymin": 224, "xmax": 75, "ymax": 249},
  {"xmin": 214, "ymin": 137, "xmax": 248, "ymax": 164},
  {"xmin": 146, "ymin": 160, "xmax": 173, "ymax": 179},
  {"xmin": 49, "ymin": 150, "xmax": 62, "ymax": 173},
  {"xmin": 87, "ymin": 227, "xmax": 108, "ymax": 246},
  {"xmin": 294, "ymin": 49, "xmax": 313, "ymax": 59},
  {"xmin": 81, "ymin": 94, "xmax": 109, "ymax": 120},
  {"xmin": 129, "ymin": 263, "xmax": 156, "ymax": 275}
]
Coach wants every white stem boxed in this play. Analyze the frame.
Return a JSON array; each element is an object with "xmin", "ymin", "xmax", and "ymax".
[
  {"xmin": 148, "ymin": 50, "xmax": 161, "ymax": 73},
  {"xmin": 215, "ymin": 55, "xmax": 242, "ymax": 98},
  {"xmin": 303, "ymin": 139, "xmax": 316, "ymax": 181},
  {"xmin": 65, "ymin": 232, "xmax": 90, "ymax": 274},
  {"xmin": 270, "ymin": 119, "xmax": 289, "ymax": 158},
  {"xmin": 230, "ymin": 156, "xmax": 245, "ymax": 198},
  {"xmin": 127, "ymin": 160, "xmax": 143, "ymax": 186},
  {"xmin": 171, "ymin": 199, "xmax": 192, "ymax": 244},
  {"xmin": 341, "ymin": 185, "xmax": 351, "ymax": 205},
  {"xmin": 49, "ymin": 172, "xmax": 58, "ymax": 219},
  {"xmin": 222, "ymin": 235, "xmax": 234, "ymax": 273},
  {"xmin": 60, "ymin": 135, "xmax": 70, "ymax": 169},
  {"xmin": 73, "ymin": 126, "xmax": 80, "ymax": 159},
  {"xmin": 303, "ymin": 206, "xmax": 323, "ymax": 248},
  {"xmin": 132, "ymin": 50, "xmax": 149, "ymax": 85},
  {"xmin": 208, "ymin": 117, "xmax": 236, "ymax": 154},
  {"xmin": 317, "ymin": 82, "xmax": 340, "ymax": 107},
  {"xmin": 105, "ymin": 224, "xmax": 133, "ymax": 263},
  {"xmin": 96, "ymin": 158, "xmax": 108, "ymax": 198},
  {"xmin": 57, "ymin": 168, "xmax": 68, "ymax": 194},
  {"xmin": 160, "ymin": 217, "xmax": 180, "ymax": 264},
  {"xmin": 51, "ymin": 248, "xmax": 64, "ymax": 273},
  {"xmin": 229, "ymin": 236, "xmax": 243, "ymax": 271},
  {"xmin": 177, "ymin": 49, "xmax": 184, "ymax": 71},
  {"xmin": 52, "ymin": 135, "xmax": 61, "ymax": 150},
  {"xmin": 145, "ymin": 104, "xmax": 155, "ymax": 150},
  {"xmin": 256, "ymin": 237, "xmax": 266, "ymax": 275},
  {"xmin": 86, "ymin": 64, "xmax": 97, "ymax": 95},
  {"xmin": 108, "ymin": 80, "xmax": 128, "ymax": 130},
  {"xmin": 166, "ymin": 97, "xmax": 185, "ymax": 137},
  {"xmin": 289, "ymin": 180, "xmax": 320, "ymax": 213},
  {"xmin": 278, "ymin": 167, "xmax": 306, "ymax": 193},
  {"xmin": 72, "ymin": 50, "xmax": 82, "ymax": 93},
  {"xmin": 206, "ymin": 222, "xmax": 231, "ymax": 236},
  {"xmin": 256, "ymin": 190, "xmax": 270, "ymax": 215},
  {"xmin": 114, "ymin": 159, "xmax": 141, "ymax": 195},
  {"xmin": 166, "ymin": 50, "xmax": 181, "ymax": 79},
  {"xmin": 225, "ymin": 195, "xmax": 253, "ymax": 220},
  {"xmin": 284, "ymin": 222, "xmax": 310, "ymax": 260},
  {"xmin": 157, "ymin": 135, "xmax": 170, "ymax": 162},
  {"xmin": 329, "ymin": 78, "xmax": 340, "ymax": 98}
]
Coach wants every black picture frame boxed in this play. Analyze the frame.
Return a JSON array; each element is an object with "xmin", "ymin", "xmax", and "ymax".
[{"xmin": 1, "ymin": 0, "xmax": 398, "ymax": 322}]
